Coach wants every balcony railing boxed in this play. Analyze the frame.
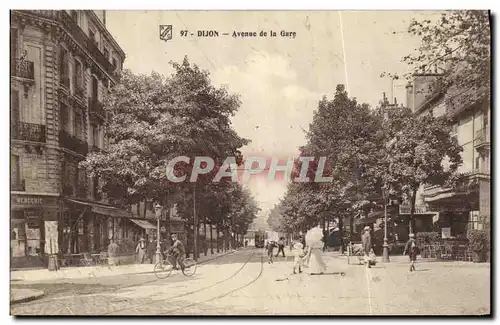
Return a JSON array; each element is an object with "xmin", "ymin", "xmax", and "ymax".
[
  {"xmin": 89, "ymin": 98, "xmax": 106, "ymax": 120},
  {"xmin": 75, "ymin": 85, "xmax": 85, "ymax": 99},
  {"xmin": 475, "ymin": 128, "xmax": 490, "ymax": 148},
  {"xmin": 11, "ymin": 179, "xmax": 26, "ymax": 191},
  {"xmin": 59, "ymin": 130, "xmax": 88, "ymax": 155},
  {"xmin": 11, "ymin": 122, "xmax": 46, "ymax": 142},
  {"xmin": 11, "ymin": 58, "xmax": 35, "ymax": 80}
]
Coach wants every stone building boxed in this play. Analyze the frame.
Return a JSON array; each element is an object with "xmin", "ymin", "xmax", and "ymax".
[
  {"xmin": 405, "ymin": 72, "xmax": 491, "ymax": 239},
  {"xmin": 9, "ymin": 10, "xmax": 150, "ymax": 268}
]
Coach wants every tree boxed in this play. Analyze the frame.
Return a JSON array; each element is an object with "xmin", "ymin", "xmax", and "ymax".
[
  {"xmin": 385, "ymin": 113, "xmax": 463, "ymax": 233},
  {"xmin": 387, "ymin": 11, "xmax": 490, "ymax": 108},
  {"xmin": 80, "ymin": 57, "xmax": 249, "ymax": 208},
  {"xmin": 280, "ymin": 85, "xmax": 387, "ymax": 237}
]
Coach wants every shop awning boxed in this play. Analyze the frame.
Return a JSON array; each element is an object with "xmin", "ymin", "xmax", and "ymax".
[
  {"xmin": 65, "ymin": 198, "xmax": 132, "ymax": 218},
  {"xmin": 129, "ymin": 219, "xmax": 157, "ymax": 229}
]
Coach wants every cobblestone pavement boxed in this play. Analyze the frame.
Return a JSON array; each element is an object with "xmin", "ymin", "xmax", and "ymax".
[{"xmin": 11, "ymin": 249, "xmax": 490, "ymax": 316}]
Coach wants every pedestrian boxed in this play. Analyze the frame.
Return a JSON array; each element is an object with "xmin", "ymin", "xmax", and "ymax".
[
  {"xmin": 291, "ymin": 238, "xmax": 305, "ymax": 274},
  {"xmin": 135, "ymin": 237, "xmax": 147, "ymax": 264},
  {"xmin": 108, "ymin": 238, "xmax": 119, "ymax": 266},
  {"xmin": 304, "ymin": 230, "xmax": 327, "ymax": 275},
  {"xmin": 245, "ymin": 240, "xmax": 248, "ymax": 247},
  {"xmin": 267, "ymin": 240, "xmax": 276, "ymax": 264},
  {"xmin": 276, "ymin": 237, "xmax": 286, "ymax": 258},
  {"xmin": 147, "ymin": 236, "xmax": 156, "ymax": 264},
  {"xmin": 403, "ymin": 233, "xmax": 420, "ymax": 272},
  {"xmin": 361, "ymin": 226, "xmax": 372, "ymax": 268}
]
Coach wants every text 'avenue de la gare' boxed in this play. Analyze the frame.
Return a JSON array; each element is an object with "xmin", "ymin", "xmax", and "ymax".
[{"xmin": 185, "ymin": 30, "xmax": 297, "ymax": 39}]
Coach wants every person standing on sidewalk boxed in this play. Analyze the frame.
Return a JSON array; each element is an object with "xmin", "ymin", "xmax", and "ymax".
[
  {"xmin": 403, "ymin": 233, "xmax": 420, "ymax": 272},
  {"xmin": 276, "ymin": 237, "xmax": 286, "ymax": 258},
  {"xmin": 361, "ymin": 226, "xmax": 372, "ymax": 268},
  {"xmin": 147, "ymin": 237, "xmax": 156, "ymax": 264},
  {"xmin": 135, "ymin": 238, "xmax": 147, "ymax": 264},
  {"xmin": 108, "ymin": 239, "xmax": 119, "ymax": 266}
]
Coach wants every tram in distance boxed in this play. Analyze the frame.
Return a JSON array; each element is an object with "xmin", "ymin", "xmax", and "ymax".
[{"xmin": 254, "ymin": 230, "xmax": 265, "ymax": 248}]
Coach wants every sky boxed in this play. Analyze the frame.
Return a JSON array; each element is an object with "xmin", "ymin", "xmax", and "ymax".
[{"xmin": 105, "ymin": 10, "xmax": 437, "ymax": 227}]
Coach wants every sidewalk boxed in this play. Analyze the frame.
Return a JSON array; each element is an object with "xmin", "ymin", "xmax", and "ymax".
[
  {"xmin": 331, "ymin": 251, "xmax": 490, "ymax": 267},
  {"xmin": 11, "ymin": 249, "xmax": 237, "ymax": 283},
  {"xmin": 10, "ymin": 288, "xmax": 45, "ymax": 304}
]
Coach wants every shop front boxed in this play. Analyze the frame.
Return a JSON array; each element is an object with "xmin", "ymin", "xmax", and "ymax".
[{"xmin": 10, "ymin": 194, "xmax": 59, "ymax": 269}]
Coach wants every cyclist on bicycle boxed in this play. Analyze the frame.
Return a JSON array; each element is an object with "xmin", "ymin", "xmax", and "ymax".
[{"xmin": 167, "ymin": 233, "xmax": 185, "ymax": 271}]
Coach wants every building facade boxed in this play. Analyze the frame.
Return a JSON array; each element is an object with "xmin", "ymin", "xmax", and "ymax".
[
  {"xmin": 405, "ymin": 73, "xmax": 491, "ymax": 239},
  {"xmin": 9, "ymin": 10, "xmax": 146, "ymax": 268}
]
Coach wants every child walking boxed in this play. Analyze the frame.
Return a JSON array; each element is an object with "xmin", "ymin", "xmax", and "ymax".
[
  {"xmin": 403, "ymin": 233, "xmax": 420, "ymax": 272},
  {"xmin": 291, "ymin": 238, "xmax": 305, "ymax": 274}
]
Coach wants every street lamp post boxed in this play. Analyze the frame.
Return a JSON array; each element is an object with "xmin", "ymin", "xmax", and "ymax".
[
  {"xmin": 382, "ymin": 189, "xmax": 390, "ymax": 263},
  {"xmin": 154, "ymin": 203, "xmax": 163, "ymax": 264}
]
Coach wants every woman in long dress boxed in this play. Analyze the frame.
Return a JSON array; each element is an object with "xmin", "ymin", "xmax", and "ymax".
[{"xmin": 304, "ymin": 227, "xmax": 327, "ymax": 275}]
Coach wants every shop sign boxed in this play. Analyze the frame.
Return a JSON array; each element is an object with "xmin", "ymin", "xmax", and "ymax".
[
  {"xmin": 12, "ymin": 195, "xmax": 58, "ymax": 207},
  {"xmin": 16, "ymin": 196, "xmax": 43, "ymax": 205},
  {"xmin": 399, "ymin": 204, "xmax": 429, "ymax": 214}
]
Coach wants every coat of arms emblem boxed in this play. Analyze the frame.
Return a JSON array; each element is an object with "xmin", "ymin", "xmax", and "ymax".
[{"xmin": 159, "ymin": 25, "xmax": 172, "ymax": 42}]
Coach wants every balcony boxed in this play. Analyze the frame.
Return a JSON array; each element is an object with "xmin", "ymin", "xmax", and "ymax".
[
  {"xmin": 11, "ymin": 122, "xmax": 46, "ymax": 142},
  {"xmin": 87, "ymin": 39, "xmax": 116, "ymax": 77},
  {"xmin": 474, "ymin": 128, "xmax": 490, "ymax": 150},
  {"xmin": 11, "ymin": 179, "xmax": 26, "ymax": 191},
  {"xmin": 89, "ymin": 98, "xmax": 106, "ymax": 120},
  {"xmin": 59, "ymin": 130, "xmax": 88, "ymax": 155},
  {"xmin": 11, "ymin": 58, "xmax": 34, "ymax": 80},
  {"xmin": 75, "ymin": 85, "xmax": 85, "ymax": 99}
]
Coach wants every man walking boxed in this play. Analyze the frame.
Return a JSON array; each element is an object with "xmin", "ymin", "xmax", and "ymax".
[
  {"xmin": 403, "ymin": 233, "xmax": 420, "ymax": 272},
  {"xmin": 276, "ymin": 237, "xmax": 286, "ymax": 258},
  {"xmin": 361, "ymin": 226, "xmax": 372, "ymax": 268}
]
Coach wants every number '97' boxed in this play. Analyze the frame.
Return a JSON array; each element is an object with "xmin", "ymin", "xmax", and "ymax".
[{"xmin": 180, "ymin": 30, "xmax": 188, "ymax": 37}]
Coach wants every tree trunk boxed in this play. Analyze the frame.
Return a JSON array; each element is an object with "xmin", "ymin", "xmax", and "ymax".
[
  {"xmin": 409, "ymin": 187, "xmax": 418, "ymax": 235},
  {"xmin": 193, "ymin": 185, "xmax": 198, "ymax": 260},
  {"xmin": 210, "ymin": 222, "xmax": 214, "ymax": 255},
  {"xmin": 204, "ymin": 220, "xmax": 208, "ymax": 256},
  {"xmin": 216, "ymin": 224, "xmax": 220, "ymax": 253},
  {"xmin": 339, "ymin": 215, "xmax": 344, "ymax": 253}
]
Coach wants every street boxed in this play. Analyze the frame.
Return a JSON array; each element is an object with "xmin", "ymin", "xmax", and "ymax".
[{"xmin": 11, "ymin": 248, "xmax": 490, "ymax": 316}]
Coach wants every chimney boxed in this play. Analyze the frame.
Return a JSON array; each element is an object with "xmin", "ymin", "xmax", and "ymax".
[
  {"xmin": 394, "ymin": 97, "xmax": 397, "ymax": 106},
  {"xmin": 103, "ymin": 10, "xmax": 106, "ymax": 26}
]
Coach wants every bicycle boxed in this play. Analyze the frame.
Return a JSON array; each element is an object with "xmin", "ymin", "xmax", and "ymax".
[{"xmin": 154, "ymin": 252, "xmax": 197, "ymax": 279}]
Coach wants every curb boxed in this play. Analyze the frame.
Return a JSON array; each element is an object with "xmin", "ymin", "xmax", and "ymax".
[
  {"xmin": 11, "ymin": 249, "xmax": 240, "ymax": 282},
  {"xmin": 10, "ymin": 291, "xmax": 45, "ymax": 305}
]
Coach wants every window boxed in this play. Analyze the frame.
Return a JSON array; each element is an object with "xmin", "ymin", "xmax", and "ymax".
[
  {"xmin": 11, "ymin": 155, "xmax": 20, "ymax": 186},
  {"xmin": 11, "ymin": 89, "xmax": 20, "ymax": 125},
  {"xmin": 74, "ymin": 60, "xmax": 83, "ymax": 89},
  {"xmin": 475, "ymin": 156, "xmax": 480, "ymax": 171},
  {"xmin": 74, "ymin": 111, "xmax": 83, "ymax": 139},
  {"xmin": 59, "ymin": 48, "xmax": 69, "ymax": 88},
  {"xmin": 112, "ymin": 58, "xmax": 117, "ymax": 70},
  {"xmin": 89, "ymin": 29, "xmax": 96, "ymax": 45},
  {"xmin": 71, "ymin": 10, "xmax": 78, "ymax": 22},
  {"xmin": 59, "ymin": 104, "xmax": 69, "ymax": 132},
  {"xmin": 104, "ymin": 48, "xmax": 109, "ymax": 61},
  {"xmin": 10, "ymin": 28, "xmax": 18, "ymax": 59},
  {"xmin": 92, "ymin": 125, "xmax": 99, "ymax": 147}
]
